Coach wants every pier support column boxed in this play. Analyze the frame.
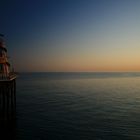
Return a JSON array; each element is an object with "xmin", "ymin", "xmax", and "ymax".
[{"xmin": 0, "ymin": 80, "xmax": 16, "ymax": 120}]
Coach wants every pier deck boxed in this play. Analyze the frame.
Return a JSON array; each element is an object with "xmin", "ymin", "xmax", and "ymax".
[{"xmin": 0, "ymin": 73, "xmax": 17, "ymax": 82}]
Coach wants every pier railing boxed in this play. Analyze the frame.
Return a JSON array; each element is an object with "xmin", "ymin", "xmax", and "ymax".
[{"xmin": 0, "ymin": 72, "xmax": 17, "ymax": 81}]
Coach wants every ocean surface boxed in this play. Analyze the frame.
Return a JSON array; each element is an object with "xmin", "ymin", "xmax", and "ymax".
[{"xmin": 15, "ymin": 72, "xmax": 140, "ymax": 140}]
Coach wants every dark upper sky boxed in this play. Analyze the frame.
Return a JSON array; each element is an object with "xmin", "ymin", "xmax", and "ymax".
[{"xmin": 1, "ymin": 0, "xmax": 140, "ymax": 72}]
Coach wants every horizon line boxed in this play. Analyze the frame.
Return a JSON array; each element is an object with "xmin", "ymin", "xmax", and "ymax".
[{"xmin": 17, "ymin": 71, "xmax": 140, "ymax": 73}]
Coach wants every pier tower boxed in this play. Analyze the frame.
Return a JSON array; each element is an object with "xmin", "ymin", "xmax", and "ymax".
[
  {"xmin": 0, "ymin": 34, "xmax": 17, "ymax": 121},
  {"xmin": 0, "ymin": 34, "xmax": 10, "ymax": 78}
]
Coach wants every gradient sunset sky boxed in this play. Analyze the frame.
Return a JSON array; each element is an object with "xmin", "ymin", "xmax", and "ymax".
[{"xmin": 1, "ymin": 0, "xmax": 140, "ymax": 72}]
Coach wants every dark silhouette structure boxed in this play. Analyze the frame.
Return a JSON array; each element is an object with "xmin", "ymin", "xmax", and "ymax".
[
  {"xmin": 0, "ymin": 35, "xmax": 17, "ymax": 139},
  {"xmin": 0, "ymin": 80, "xmax": 16, "ymax": 120}
]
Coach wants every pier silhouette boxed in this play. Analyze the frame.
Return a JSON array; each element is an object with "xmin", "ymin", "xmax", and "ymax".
[
  {"xmin": 0, "ymin": 80, "xmax": 16, "ymax": 120},
  {"xmin": 0, "ymin": 35, "xmax": 17, "ymax": 139}
]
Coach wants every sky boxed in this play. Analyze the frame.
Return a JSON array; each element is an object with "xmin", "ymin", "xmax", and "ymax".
[{"xmin": 1, "ymin": 0, "xmax": 140, "ymax": 72}]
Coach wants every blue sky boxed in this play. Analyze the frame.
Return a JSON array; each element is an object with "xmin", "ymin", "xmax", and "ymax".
[{"xmin": 1, "ymin": 0, "xmax": 140, "ymax": 72}]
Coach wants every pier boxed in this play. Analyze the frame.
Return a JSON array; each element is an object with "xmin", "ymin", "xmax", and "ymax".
[
  {"xmin": 0, "ymin": 35, "xmax": 17, "ymax": 121},
  {"xmin": 0, "ymin": 77, "xmax": 16, "ymax": 120}
]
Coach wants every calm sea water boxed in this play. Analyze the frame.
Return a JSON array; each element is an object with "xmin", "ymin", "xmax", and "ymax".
[{"xmin": 15, "ymin": 72, "xmax": 140, "ymax": 140}]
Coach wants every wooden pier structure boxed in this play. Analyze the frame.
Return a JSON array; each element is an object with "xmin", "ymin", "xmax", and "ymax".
[
  {"xmin": 0, "ymin": 34, "xmax": 17, "ymax": 121},
  {"xmin": 0, "ymin": 77, "xmax": 16, "ymax": 120}
]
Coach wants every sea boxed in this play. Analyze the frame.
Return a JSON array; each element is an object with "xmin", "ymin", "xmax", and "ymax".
[{"xmin": 14, "ymin": 72, "xmax": 140, "ymax": 139}]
